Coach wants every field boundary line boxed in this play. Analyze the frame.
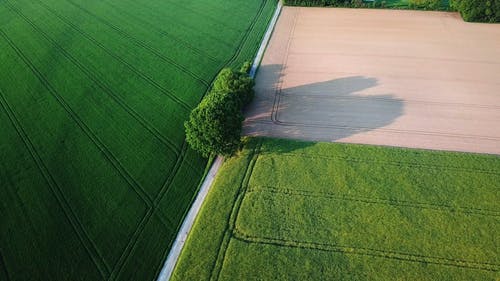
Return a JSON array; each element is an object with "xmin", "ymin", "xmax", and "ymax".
[
  {"xmin": 263, "ymin": 152, "xmax": 500, "ymax": 175},
  {"xmin": 0, "ymin": 88, "xmax": 110, "ymax": 278},
  {"xmin": 247, "ymin": 186, "xmax": 500, "ymax": 217},
  {"xmin": 156, "ymin": 2, "xmax": 282, "ymax": 280},
  {"xmin": 232, "ymin": 228, "xmax": 499, "ymax": 272},
  {"xmin": 35, "ymin": 0, "xmax": 193, "ymax": 113},
  {"xmin": 60, "ymin": 0, "xmax": 210, "ymax": 87}
]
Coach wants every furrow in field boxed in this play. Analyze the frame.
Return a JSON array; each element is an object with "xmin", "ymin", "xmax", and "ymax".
[
  {"xmin": 60, "ymin": 0, "xmax": 210, "ymax": 87},
  {"xmin": 36, "ymin": 0, "xmax": 193, "ymax": 111},
  {"xmin": 234, "ymin": 190, "xmax": 499, "ymax": 271},
  {"xmin": 108, "ymin": 142, "xmax": 190, "ymax": 280},
  {"xmin": 224, "ymin": 0, "xmax": 268, "ymax": 69},
  {"xmin": 5, "ymin": 1, "xmax": 182, "ymax": 154},
  {"xmin": 231, "ymin": 229, "xmax": 498, "ymax": 272},
  {"xmin": 111, "ymin": 0, "xmax": 236, "ymax": 50},
  {"xmin": 97, "ymin": 0, "xmax": 220, "ymax": 63},
  {"xmin": 270, "ymin": 152, "xmax": 500, "ymax": 175},
  {"xmin": 1, "ymin": 1, "xmax": 183, "ymax": 195},
  {"xmin": 0, "ymin": 89, "xmax": 111, "ymax": 277},
  {"xmin": 251, "ymin": 155, "xmax": 499, "ymax": 212},
  {"xmin": 0, "ymin": 29, "xmax": 154, "ymax": 206},
  {"xmin": 247, "ymin": 186, "xmax": 500, "ymax": 217},
  {"xmin": 160, "ymin": 0, "xmax": 248, "ymax": 34}
]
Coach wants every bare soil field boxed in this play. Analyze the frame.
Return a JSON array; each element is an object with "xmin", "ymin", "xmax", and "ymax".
[{"xmin": 244, "ymin": 7, "xmax": 500, "ymax": 154}]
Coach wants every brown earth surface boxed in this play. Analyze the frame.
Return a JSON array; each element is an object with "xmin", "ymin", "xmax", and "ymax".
[{"xmin": 243, "ymin": 7, "xmax": 500, "ymax": 154}]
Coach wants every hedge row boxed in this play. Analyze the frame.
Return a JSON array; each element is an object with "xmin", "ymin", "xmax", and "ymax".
[
  {"xmin": 285, "ymin": 0, "xmax": 499, "ymax": 22},
  {"xmin": 451, "ymin": 0, "xmax": 499, "ymax": 23},
  {"xmin": 185, "ymin": 63, "xmax": 254, "ymax": 157},
  {"xmin": 283, "ymin": 0, "xmax": 447, "ymax": 9},
  {"xmin": 284, "ymin": 0, "xmax": 369, "ymax": 8}
]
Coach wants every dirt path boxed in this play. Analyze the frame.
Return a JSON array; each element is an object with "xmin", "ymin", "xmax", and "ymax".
[{"xmin": 244, "ymin": 7, "xmax": 500, "ymax": 154}]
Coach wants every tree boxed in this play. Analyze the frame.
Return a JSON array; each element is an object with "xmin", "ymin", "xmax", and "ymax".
[{"xmin": 185, "ymin": 64, "xmax": 255, "ymax": 157}]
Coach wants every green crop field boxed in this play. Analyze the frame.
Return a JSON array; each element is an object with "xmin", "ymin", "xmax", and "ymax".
[
  {"xmin": 0, "ymin": 0, "xmax": 277, "ymax": 280},
  {"xmin": 173, "ymin": 138, "xmax": 500, "ymax": 280}
]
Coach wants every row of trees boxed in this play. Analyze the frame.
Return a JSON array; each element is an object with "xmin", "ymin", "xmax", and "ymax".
[
  {"xmin": 185, "ymin": 63, "xmax": 254, "ymax": 157},
  {"xmin": 284, "ymin": 0, "xmax": 500, "ymax": 21},
  {"xmin": 283, "ymin": 0, "xmax": 448, "ymax": 9}
]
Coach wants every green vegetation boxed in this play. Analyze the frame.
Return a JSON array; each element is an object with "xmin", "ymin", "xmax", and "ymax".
[
  {"xmin": 0, "ymin": 0, "xmax": 277, "ymax": 280},
  {"xmin": 284, "ymin": 0, "xmax": 450, "ymax": 10},
  {"xmin": 173, "ymin": 138, "xmax": 500, "ymax": 280},
  {"xmin": 451, "ymin": 0, "xmax": 499, "ymax": 23},
  {"xmin": 185, "ymin": 65, "xmax": 255, "ymax": 157}
]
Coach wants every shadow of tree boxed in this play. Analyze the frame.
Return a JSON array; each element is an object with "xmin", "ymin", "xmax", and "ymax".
[{"xmin": 244, "ymin": 64, "xmax": 405, "ymax": 153}]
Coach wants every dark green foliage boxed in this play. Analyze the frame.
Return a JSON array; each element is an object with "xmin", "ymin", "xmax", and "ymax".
[
  {"xmin": 185, "ymin": 65, "xmax": 255, "ymax": 157},
  {"xmin": 185, "ymin": 91, "xmax": 244, "ymax": 157},
  {"xmin": 284, "ymin": 0, "xmax": 354, "ymax": 7},
  {"xmin": 284, "ymin": 0, "xmax": 451, "ymax": 10},
  {"xmin": 212, "ymin": 66, "xmax": 255, "ymax": 107},
  {"xmin": 451, "ymin": 0, "xmax": 499, "ymax": 22},
  {"xmin": 239, "ymin": 61, "xmax": 253, "ymax": 74},
  {"xmin": 408, "ymin": 0, "xmax": 441, "ymax": 9}
]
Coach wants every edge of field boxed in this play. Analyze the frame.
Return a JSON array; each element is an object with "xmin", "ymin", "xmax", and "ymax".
[{"xmin": 156, "ymin": 1, "xmax": 283, "ymax": 280}]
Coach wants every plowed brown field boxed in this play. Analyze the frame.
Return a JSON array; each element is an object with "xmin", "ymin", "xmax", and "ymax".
[{"xmin": 244, "ymin": 7, "xmax": 500, "ymax": 154}]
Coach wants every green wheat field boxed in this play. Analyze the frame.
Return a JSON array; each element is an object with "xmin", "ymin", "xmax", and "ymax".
[
  {"xmin": 173, "ymin": 138, "xmax": 500, "ymax": 280},
  {"xmin": 0, "ymin": 0, "xmax": 276, "ymax": 280}
]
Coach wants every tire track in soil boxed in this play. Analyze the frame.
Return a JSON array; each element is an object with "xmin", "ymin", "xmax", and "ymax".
[
  {"xmin": 247, "ymin": 186, "xmax": 500, "ymax": 217},
  {"xmin": 232, "ymin": 228, "xmax": 499, "ymax": 272}
]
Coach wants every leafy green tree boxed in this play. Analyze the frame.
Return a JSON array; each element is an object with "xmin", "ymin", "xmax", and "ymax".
[
  {"xmin": 185, "ymin": 90, "xmax": 243, "ymax": 157},
  {"xmin": 185, "ymin": 63, "xmax": 255, "ymax": 157},
  {"xmin": 212, "ymin": 67, "xmax": 255, "ymax": 108}
]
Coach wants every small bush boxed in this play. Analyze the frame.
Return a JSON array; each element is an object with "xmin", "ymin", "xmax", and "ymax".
[
  {"xmin": 185, "ymin": 64, "xmax": 255, "ymax": 157},
  {"xmin": 451, "ymin": 0, "xmax": 499, "ymax": 23},
  {"xmin": 408, "ymin": 0, "xmax": 440, "ymax": 10}
]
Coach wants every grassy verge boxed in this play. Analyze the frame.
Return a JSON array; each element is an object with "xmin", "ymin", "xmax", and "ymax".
[
  {"xmin": 0, "ymin": 0, "xmax": 277, "ymax": 280},
  {"xmin": 172, "ymin": 138, "xmax": 499, "ymax": 280}
]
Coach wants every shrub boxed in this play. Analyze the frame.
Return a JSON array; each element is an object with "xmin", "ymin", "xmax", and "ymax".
[
  {"xmin": 408, "ymin": 0, "xmax": 440, "ymax": 10},
  {"xmin": 185, "ymin": 64, "xmax": 255, "ymax": 157},
  {"xmin": 284, "ymin": 0, "xmax": 353, "ymax": 7},
  {"xmin": 451, "ymin": 0, "xmax": 499, "ymax": 23}
]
